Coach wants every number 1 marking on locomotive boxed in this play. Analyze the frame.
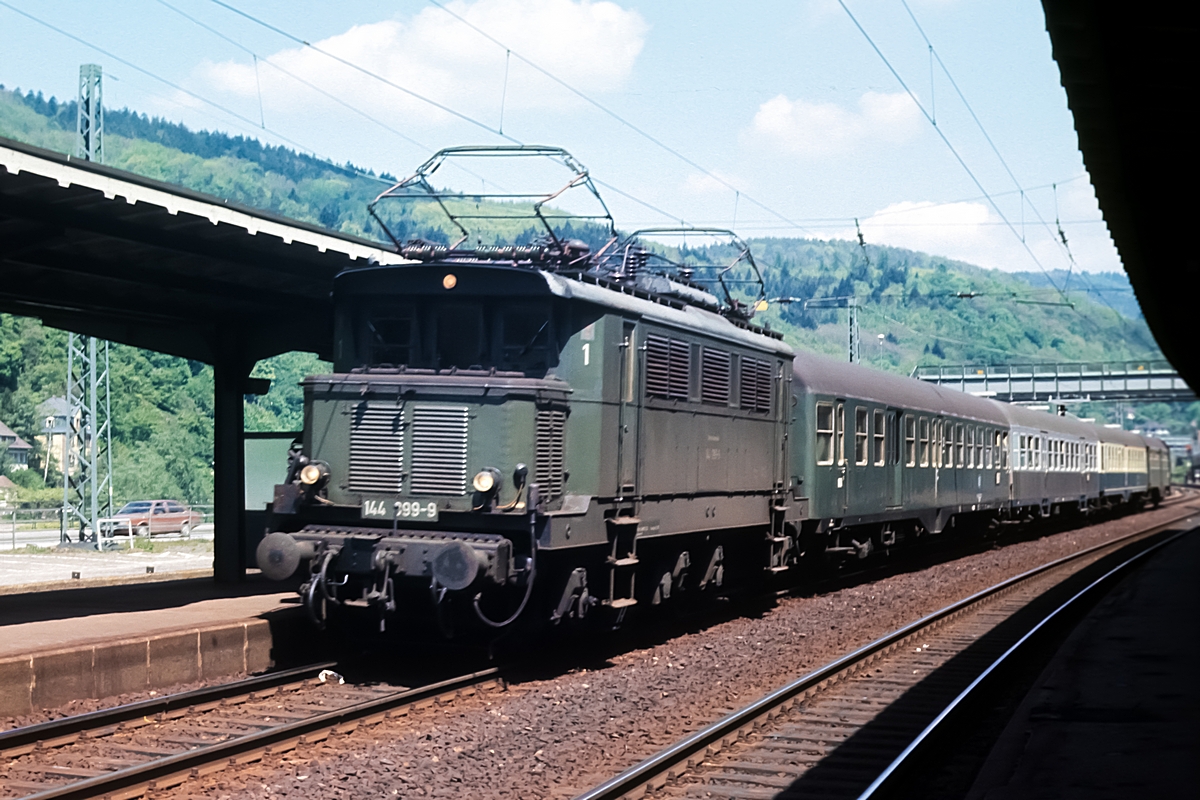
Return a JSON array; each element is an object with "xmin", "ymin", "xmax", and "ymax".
[{"xmin": 582, "ymin": 342, "xmax": 590, "ymax": 365}]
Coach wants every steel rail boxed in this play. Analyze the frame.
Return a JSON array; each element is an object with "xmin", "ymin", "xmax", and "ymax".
[
  {"xmin": 572, "ymin": 505, "xmax": 1199, "ymax": 800},
  {"xmin": 0, "ymin": 661, "xmax": 337, "ymax": 754},
  {"xmin": 19, "ymin": 667, "xmax": 500, "ymax": 800},
  {"xmin": 855, "ymin": 527, "xmax": 1190, "ymax": 799}
]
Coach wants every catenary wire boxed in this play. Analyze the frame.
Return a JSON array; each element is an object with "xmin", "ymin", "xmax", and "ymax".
[
  {"xmin": 0, "ymin": 0, "xmax": 394, "ymax": 186},
  {"xmin": 898, "ymin": 0, "xmax": 1137, "ymax": 337},
  {"xmin": 424, "ymin": 0, "xmax": 814, "ymax": 236},
  {"xmin": 836, "ymin": 1, "xmax": 1117, "ymax": 342}
]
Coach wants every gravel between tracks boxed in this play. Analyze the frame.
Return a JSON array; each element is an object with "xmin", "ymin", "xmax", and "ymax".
[{"xmin": 32, "ymin": 502, "xmax": 1200, "ymax": 800}]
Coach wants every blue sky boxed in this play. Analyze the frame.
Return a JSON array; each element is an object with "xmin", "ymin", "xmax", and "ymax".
[{"xmin": 0, "ymin": 0, "xmax": 1119, "ymax": 275}]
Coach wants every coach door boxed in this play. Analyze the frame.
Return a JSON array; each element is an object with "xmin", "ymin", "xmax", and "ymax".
[
  {"xmin": 887, "ymin": 409, "xmax": 902, "ymax": 506},
  {"xmin": 835, "ymin": 401, "xmax": 848, "ymax": 513},
  {"xmin": 616, "ymin": 321, "xmax": 640, "ymax": 497}
]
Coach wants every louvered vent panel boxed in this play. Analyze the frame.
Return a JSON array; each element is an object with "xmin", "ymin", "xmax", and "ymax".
[
  {"xmin": 535, "ymin": 409, "xmax": 567, "ymax": 498},
  {"xmin": 645, "ymin": 334, "xmax": 670, "ymax": 398},
  {"xmin": 410, "ymin": 405, "xmax": 469, "ymax": 496},
  {"xmin": 668, "ymin": 339, "xmax": 691, "ymax": 399},
  {"xmin": 700, "ymin": 348, "xmax": 731, "ymax": 405},
  {"xmin": 349, "ymin": 402, "xmax": 405, "ymax": 494},
  {"xmin": 646, "ymin": 334, "xmax": 692, "ymax": 400},
  {"xmin": 740, "ymin": 358, "xmax": 773, "ymax": 413}
]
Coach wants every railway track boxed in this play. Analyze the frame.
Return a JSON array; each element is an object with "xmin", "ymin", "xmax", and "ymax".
[
  {"xmin": 0, "ymin": 663, "xmax": 500, "ymax": 799},
  {"xmin": 574, "ymin": 506, "xmax": 1198, "ymax": 800}
]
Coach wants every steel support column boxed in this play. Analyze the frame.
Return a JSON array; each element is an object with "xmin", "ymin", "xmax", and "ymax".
[{"xmin": 212, "ymin": 338, "xmax": 249, "ymax": 583}]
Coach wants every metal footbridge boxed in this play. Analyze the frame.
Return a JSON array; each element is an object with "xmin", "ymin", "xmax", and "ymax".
[{"xmin": 913, "ymin": 361, "xmax": 1195, "ymax": 402}]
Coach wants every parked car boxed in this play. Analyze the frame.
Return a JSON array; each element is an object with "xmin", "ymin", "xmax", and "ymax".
[{"xmin": 106, "ymin": 500, "xmax": 203, "ymax": 537}]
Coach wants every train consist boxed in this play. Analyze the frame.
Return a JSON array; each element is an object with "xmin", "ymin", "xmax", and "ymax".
[{"xmin": 256, "ymin": 147, "xmax": 1170, "ymax": 633}]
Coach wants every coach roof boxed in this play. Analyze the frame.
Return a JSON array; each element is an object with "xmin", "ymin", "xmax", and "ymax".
[{"xmin": 791, "ymin": 348, "xmax": 1008, "ymax": 424}]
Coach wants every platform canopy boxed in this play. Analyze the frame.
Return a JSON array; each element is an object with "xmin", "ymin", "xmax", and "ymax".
[
  {"xmin": 0, "ymin": 136, "xmax": 404, "ymax": 369},
  {"xmin": 1042, "ymin": 1, "xmax": 1199, "ymax": 391}
]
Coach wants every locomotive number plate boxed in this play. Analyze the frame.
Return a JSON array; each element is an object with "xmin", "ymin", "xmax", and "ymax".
[{"xmin": 362, "ymin": 499, "xmax": 439, "ymax": 522}]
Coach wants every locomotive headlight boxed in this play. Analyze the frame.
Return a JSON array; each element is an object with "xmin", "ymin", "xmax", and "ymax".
[
  {"xmin": 472, "ymin": 467, "xmax": 501, "ymax": 493},
  {"xmin": 299, "ymin": 462, "xmax": 329, "ymax": 485}
]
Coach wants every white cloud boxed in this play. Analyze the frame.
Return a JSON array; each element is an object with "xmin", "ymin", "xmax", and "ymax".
[
  {"xmin": 845, "ymin": 195, "xmax": 1121, "ymax": 274},
  {"xmin": 746, "ymin": 91, "xmax": 922, "ymax": 156},
  {"xmin": 198, "ymin": 0, "xmax": 648, "ymax": 125}
]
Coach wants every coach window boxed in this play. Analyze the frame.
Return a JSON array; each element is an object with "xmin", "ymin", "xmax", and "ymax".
[
  {"xmin": 967, "ymin": 427, "xmax": 976, "ymax": 468},
  {"xmin": 855, "ymin": 407, "xmax": 869, "ymax": 466},
  {"xmin": 816, "ymin": 403, "xmax": 834, "ymax": 465},
  {"xmin": 837, "ymin": 403, "xmax": 846, "ymax": 466},
  {"xmin": 1001, "ymin": 433, "xmax": 1009, "ymax": 468},
  {"xmin": 905, "ymin": 416, "xmax": 917, "ymax": 467},
  {"xmin": 873, "ymin": 409, "xmax": 886, "ymax": 466},
  {"xmin": 953, "ymin": 423, "xmax": 963, "ymax": 467},
  {"xmin": 919, "ymin": 418, "xmax": 930, "ymax": 467}
]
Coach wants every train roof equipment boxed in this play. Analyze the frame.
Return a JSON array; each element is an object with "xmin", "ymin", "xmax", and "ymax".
[{"xmin": 363, "ymin": 146, "xmax": 779, "ymax": 340}]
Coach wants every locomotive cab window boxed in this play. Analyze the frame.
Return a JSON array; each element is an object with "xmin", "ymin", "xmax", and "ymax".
[
  {"xmin": 349, "ymin": 297, "xmax": 558, "ymax": 373},
  {"xmin": 361, "ymin": 303, "xmax": 417, "ymax": 367}
]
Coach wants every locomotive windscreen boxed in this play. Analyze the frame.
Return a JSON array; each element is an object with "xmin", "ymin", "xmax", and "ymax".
[{"xmin": 345, "ymin": 298, "xmax": 558, "ymax": 374}]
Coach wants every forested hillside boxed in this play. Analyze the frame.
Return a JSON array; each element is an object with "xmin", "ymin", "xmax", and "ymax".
[{"xmin": 0, "ymin": 85, "xmax": 1190, "ymax": 505}]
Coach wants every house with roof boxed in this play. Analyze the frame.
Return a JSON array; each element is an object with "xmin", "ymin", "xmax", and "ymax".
[
  {"xmin": 35, "ymin": 397, "xmax": 75, "ymax": 478},
  {"xmin": 0, "ymin": 475, "xmax": 17, "ymax": 507},
  {"xmin": 0, "ymin": 420, "xmax": 31, "ymax": 470}
]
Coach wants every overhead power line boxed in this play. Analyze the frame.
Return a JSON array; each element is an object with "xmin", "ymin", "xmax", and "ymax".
[
  {"xmin": 424, "ymin": 0, "xmax": 814, "ymax": 236},
  {"xmin": 0, "ymin": 0, "xmax": 393, "ymax": 186},
  {"xmin": 835, "ymin": 0, "xmax": 1123, "ymax": 344},
  {"xmin": 208, "ymin": 0, "xmax": 514, "ymax": 142},
  {"xmin": 897, "ymin": 0, "xmax": 1146, "ymax": 343}
]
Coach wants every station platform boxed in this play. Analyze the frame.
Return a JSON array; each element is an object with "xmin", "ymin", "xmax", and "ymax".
[
  {"xmin": 0, "ymin": 575, "xmax": 302, "ymax": 718},
  {"xmin": 969, "ymin": 529, "xmax": 1200, "ymax": 799}
]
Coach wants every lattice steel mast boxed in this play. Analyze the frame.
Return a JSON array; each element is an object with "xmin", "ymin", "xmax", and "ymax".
[{"xmin": 61, "ymin": 64, "xmax": 113, "ymax": 545}]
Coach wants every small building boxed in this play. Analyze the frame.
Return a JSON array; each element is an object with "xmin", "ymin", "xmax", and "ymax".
[
  {"xmin": 0, "ymin": 421, "xmax": 31, "ymax": 470},
  {"xmin": 0, "ymin": 475, "xmax": 17, "ymax": 506},
  {"xmin": 35, "ymin": 397, "xmax": 76, "ymax": 478}
]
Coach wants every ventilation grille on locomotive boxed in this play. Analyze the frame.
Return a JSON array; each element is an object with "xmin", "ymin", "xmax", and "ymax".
[
  {"xmin": 700, "ymin": 347, "xmax": 731, "ymax": 405},
  {"xmin": 410, "ymin": 405, "xmax": 469, "ymax": 495},
  {"xmin": 535, "ymin": 409, "xmax": 567, "ymax": 497},
  {"xmin": 645, "ymin": 333, "xmax": 691, "ymax": 400},
  {"xmin": 348, "ymin": 402, "xmax": 405, "ymax": 494},
  {"xmin": 740, "ymin": 357, "xmax": 773, "ymax": 413}
]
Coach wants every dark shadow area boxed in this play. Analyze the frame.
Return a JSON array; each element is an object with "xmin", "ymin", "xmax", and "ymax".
[{"xmin": 0, "ymin": 573, "xmax": 302, "ymax": 627}]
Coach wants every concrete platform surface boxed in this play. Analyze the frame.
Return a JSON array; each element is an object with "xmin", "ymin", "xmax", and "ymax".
[
  {"xmin": 0, "ymin": 547, "xmax": 213, "ymax": 588},
  {"xmin": 969, "ymin": 530, "xmax": 1200, "ymax": 799},
  {"xmin": 0, "ymin": 577, "xmax": 298, "ymax": 717}
]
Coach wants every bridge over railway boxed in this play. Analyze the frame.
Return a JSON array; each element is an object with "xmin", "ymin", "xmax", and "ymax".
[
  {"xmin": 0, "ymin": 135, "xmax": 404, "ymax": 581},
  {"xmin": 913, "ymin": 360, "xmax": 1196, "ymax": 403}
]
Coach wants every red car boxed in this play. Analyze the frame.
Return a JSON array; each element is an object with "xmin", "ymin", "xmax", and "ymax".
[{"xmin": 107, "ymin": 500, "xmax": 204, "ymax": 537}]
